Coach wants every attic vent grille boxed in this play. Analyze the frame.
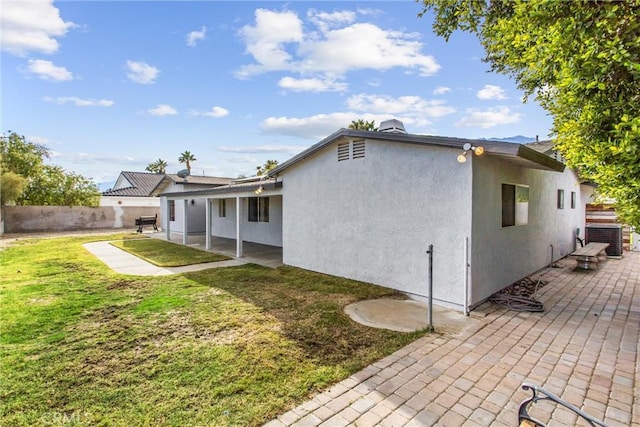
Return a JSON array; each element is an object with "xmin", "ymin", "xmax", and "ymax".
[
  {"xmin": 352, "ymin": 140, "xmax": 365, "ymax": 159},
  {"xmin": 337, "ymin": 142, "xmax": 350, "ymax": 161}
]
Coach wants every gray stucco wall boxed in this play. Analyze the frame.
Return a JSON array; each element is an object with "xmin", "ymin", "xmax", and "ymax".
[
  {"xmin": 3, "ymin": 205, "xmax": 160, "ymax": 233},
  {"xmin": 280, "ymin": 137, "xmax": 473, "ymax": 309},
  {"xmin": 160, "ymin": 183, "xmax": 216, "ymax": 233},
  {"xmin": 210, "ymin": 197, "xmax": 283, "ymax": 247},
  {"xmin": 470, "ymin": 156, "xmax": 585, "ymax": 306}
]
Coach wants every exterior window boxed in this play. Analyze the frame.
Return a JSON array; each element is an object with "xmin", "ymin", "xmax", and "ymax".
[
  {"xmin": 218, "ymin": 199, "xmax": 226, "ymax": 217},
  {"xmin": 557, "ymin": 189, "xmax": 565, "ymax": 209},
  {"xmin": 169, "ymin": 200, "xmax": 175, "ymax": 221},
  {"xmin": 502, "ymin": 184, "xmax": 529, "ymax": 227},
  {"xmin": 570, "ymin": 191, "xmax": 576, "ymax": 209},
  {"xmin": 248, "ymin": 197, "xmax": 269, "ymax": 222}
]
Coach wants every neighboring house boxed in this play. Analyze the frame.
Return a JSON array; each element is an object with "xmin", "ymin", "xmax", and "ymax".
[
  {"xmin": 161, "ymin": 121, "xmax": 590, "ymax": 313},
  {"xmin": 153, "ymin": 174, "xmax": 234, "ymax": 234},
  {"xmin": 101, "ymin": 171, "xmax": 165, "ymax": 208}
]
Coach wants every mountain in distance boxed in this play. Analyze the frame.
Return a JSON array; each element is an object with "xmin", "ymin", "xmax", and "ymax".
[{"xmin": 480, "ymin": 135, "xmax": 537, "ymax": 144}]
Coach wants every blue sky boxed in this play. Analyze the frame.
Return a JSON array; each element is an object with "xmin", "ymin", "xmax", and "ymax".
[{"xmin": 1, "ymin": 0, "xmax": 553, "ymax": 186}]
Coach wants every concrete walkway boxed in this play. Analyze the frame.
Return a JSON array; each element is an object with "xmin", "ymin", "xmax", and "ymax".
[
  {"xmin": 83, "ymin": 241, "xmax": 246, "ymax": 275},
  {"xmin": 265, "ymin": 252, "xmax": 640, "ymax": 427}
]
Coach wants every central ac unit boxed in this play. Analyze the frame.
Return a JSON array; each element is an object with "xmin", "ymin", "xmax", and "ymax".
[{"xmin": 586, "ymin": 223, "xmax": 623, "ymax": 257}]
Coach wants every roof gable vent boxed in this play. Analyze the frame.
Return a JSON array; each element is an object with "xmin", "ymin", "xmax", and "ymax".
[{"xmin": 379, "ymin": 119, "xmax": 406, "ymax": 134}]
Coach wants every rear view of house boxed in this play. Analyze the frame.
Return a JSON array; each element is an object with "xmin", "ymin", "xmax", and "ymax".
[{"xmin": 160, "ymin": 122, "xmax": 589, "ymax": 313}]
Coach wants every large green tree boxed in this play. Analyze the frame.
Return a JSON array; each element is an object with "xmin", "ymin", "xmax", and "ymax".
[
  {"xmin": 0, "ymin": 132, "xmax": 100, "ymax": 206},
  {"xmin": 420, "ymin": 0, "xmax": 640, "ymax": 227}
]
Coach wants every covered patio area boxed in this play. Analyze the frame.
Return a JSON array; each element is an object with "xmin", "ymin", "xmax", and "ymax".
[{"xmin": 151, "ymin": 232, "xmax": 283, "ymax": 268}]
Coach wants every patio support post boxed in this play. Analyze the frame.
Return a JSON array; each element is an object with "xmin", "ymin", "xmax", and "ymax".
[
  {"xmin": 235, "ymin": 196, "xmax": 243, "ymax": 257},
  {"xmin": 165, "ymin": 199, "xmax": 171, "ymax": 241},
  {"xmin": 182, "ymin": 199, "xmax": 188, "ymax": 245},
  {"xmin": 205, "ymin": 198, "xmax": 212, "ymax": 250}
]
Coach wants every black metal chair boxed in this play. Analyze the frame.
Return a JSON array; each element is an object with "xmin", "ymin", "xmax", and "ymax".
[{"xmin": 518, "ymin": 383, "xmax": 609, "ymax": 427}]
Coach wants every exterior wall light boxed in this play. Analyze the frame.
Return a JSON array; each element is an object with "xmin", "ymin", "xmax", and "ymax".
[
  {"xmin": 457, "ymin": 143, "xmax": 484, "ymax": 163},
  {"xmin": 254, "ymin": 174, "xmax": 269, "ymax": 195}
]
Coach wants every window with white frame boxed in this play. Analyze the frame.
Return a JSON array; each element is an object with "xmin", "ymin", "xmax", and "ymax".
[
  {"xmin": 248, "ymin": 197, "xmax": 269, "ymax": 222},
  {"xmin": 502, "ymin": 184, "xmax": 529, "ymax": 227},
  {"xmin": 570, "ymin": 191, "xmax": 576, "ymax": 209}
]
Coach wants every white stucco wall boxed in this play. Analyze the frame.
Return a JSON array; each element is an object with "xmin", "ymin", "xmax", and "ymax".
[
  {"xmin": 280, "ymin": 137, "xmax": 473, "ymax": 310},
  {"xmin": 160, "ymin": 183, "xmax": 218, "ymax": 233},
  {"xmin": 470, "ymin": 156, "xmax": 585, "ymax": 306},
  {"xmin": 100, "ymin": 196, "xmax": 160, "ymax": 207},
  {"xmin": 210, "ymin": 197, "xmax": 283, "ymax": 246}
]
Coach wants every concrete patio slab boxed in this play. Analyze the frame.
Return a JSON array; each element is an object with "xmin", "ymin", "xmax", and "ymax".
[
  {"xmin": 83, "ymin": 241, "xmax": 246, "ymax": 275},
  {"xmin": 344, "ymin": 299, "xmax": 482, "ymax": 335}
]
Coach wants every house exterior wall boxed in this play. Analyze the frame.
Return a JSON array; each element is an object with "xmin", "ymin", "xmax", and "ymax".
[
  {"xmin": 211, "ymin": 197, "xmax": 283, "ymax": 246},
  {"xmin": 160, "ymin": 182, "xmax": 218, "ymax": 233},
  {"xmin": 470, "ymin": 155, "xmax": 585, "ymax": 306},
  {"xmin": 280, "ymin": 138, "xmax": 473, "ymax": 309}
]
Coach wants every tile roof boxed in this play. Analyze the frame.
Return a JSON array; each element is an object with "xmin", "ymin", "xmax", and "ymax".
[{"xmin": 101, "ymin": 171, "xmax": 165, "ymax": 197}]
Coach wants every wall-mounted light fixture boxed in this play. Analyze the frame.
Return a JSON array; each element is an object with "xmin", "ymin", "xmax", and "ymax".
[
  {"xmin": 457, "ymin": 142, "xmax": 484, "ymax": 163},
  {"xmin": 254, "ymin": 175, "xmax": 268, "ymax": 195}
]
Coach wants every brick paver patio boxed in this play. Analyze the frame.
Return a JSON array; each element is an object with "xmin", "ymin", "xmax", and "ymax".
[{"xmin": 265, "ymin": 251, "xmax": 639, "ymax": 427}]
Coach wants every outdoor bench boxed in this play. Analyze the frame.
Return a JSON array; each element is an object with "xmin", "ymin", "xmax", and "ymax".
[
  {"xmin": 135, "ymin": 214, "xmax": 158, "ymax": 233},
  {"xmin": 518, "ymin": 383, "xmax": 609, "ymax": 426},
  {"xmin": 570, "ymin": 242, "xmax": 609, "ymax": 271}
]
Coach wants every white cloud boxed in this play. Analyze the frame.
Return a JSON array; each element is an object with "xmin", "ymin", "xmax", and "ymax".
[
  {"xmin": 126, "ymin": 60, "xmax": 159, "ymax": 84},
  {"xmin": 44, "ymin": 96, "xmax": 113, "ymax": 107},
  {"xmin": 347, "ymin": 94, "xmax": 455, "ymax": 118},
  {"xmin": 26, "ymin": 59, "xmax": 73, "ymax": 81},
  {"xmin": 191, "ymin": 106, "xmax": 229, "ymax": 118},
  {"xmin": 455, "ymin": 106, "xmax": 522, "ymax": 128},
  {"xmin": 236, "ymin": 8, "xmax": 440, "ymax": 87},
  {"xmin": 148, "ymin": 104, "xmax": 177, "ymax": 116},
  {"xmin": 217, "ymin": 145, "xmax": 307, "ymax": 156},
  {"xmin": 261, "ymin": 111, "xmax": 437, "ymax": 139},
  {"xmin": 261, "ymin": 112, "xmax": 359, "ymax": 139},
  {"xmin": 278, "ymin": 76, "xmax": 347, "ymax": 92},
  {"xmin": 1, "ymin": 0, "xmax": 74, "ymax": 56},
  {"xmin": 300, "ymin": 23, "xmax": 439, "ymax": 77},
  {"xmin": 433, "ymin": 86, "xmax": 451, "ymax": 95},
  {"xmin": 236, "ymin": 9, "xmax": 304, "ymax": 78},
  {"xmin": 186, "ymin": 26, "xmax": 206, "ymax": 47},
  {"xmin": 477, "ymin": 84, "xmax": 507, "ymax": 100},
  {"xmin": 307, "ymin": 9, "xmax": 356, "ymax": 33},
  {"xmin": 260, "ymin": 93, "xmax": 459, "ymax": 139}
]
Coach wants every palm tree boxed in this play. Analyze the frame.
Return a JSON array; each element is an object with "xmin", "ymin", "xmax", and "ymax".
[
  {"xmin": 145, "ymin": 158, "xmax": 167, "ymax": 174},
  {"xmin": 178, "ymin": 151, "xmax": 196, "ymax": 174},
  {"xmin": 348, "ymin": 119, "xmax": 377, "ymax": 131},
  {"xmin": 256, "ymin": 159, "xmax": 279, "ymax": 176}
]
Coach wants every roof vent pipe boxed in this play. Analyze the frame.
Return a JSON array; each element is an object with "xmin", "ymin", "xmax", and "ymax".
[{"xmin": 378, "ymin": 119, "xmax": 407, "ymax": 134}]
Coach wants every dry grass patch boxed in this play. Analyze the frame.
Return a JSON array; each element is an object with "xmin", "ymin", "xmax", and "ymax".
[{"xmin": 1, "ymin": 234, "xmax": 427, "ymax": 426}]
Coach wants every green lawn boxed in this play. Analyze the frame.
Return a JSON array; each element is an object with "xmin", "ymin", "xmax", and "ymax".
[
  {"xmin": 110, "ymin": 237, "xmax": 231, "ymax": 266},
  {"xmin": 0, "ymin": 235, "xmax": 426, "ymax": 426}
]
